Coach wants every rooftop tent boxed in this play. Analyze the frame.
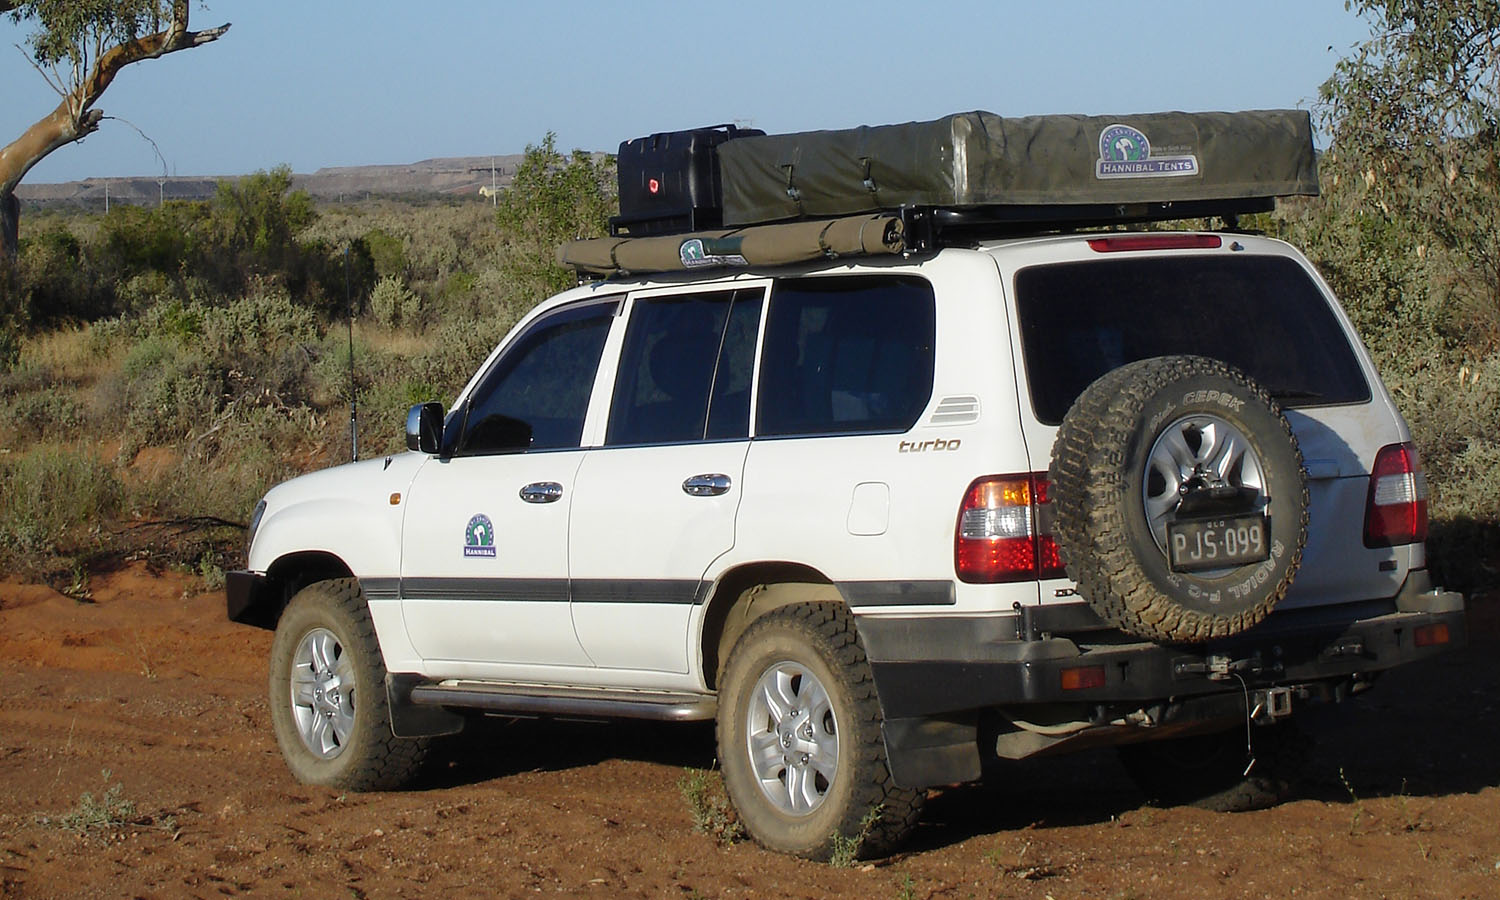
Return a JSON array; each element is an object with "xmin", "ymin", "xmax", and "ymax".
[
  {"xmin": 560, "ymin": 109, "xmax": 1318, "ymax": 276},
  {"xmin": 717, "ymin": 109, "xmax": 1318, "ymax": 224}
]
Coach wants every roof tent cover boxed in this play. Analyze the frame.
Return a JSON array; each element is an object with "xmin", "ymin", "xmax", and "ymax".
[{"xmin": 717, "ymin": 109, "xmax": 1318, "ymax": 225}]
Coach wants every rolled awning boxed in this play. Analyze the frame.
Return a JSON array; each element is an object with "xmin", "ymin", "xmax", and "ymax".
[{"xmin": 558, "ymin": 213, "xmax": 906, "ymax": 276}]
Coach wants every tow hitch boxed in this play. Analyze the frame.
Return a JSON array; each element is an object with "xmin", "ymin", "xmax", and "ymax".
[{"xmin": 1250, "ymin": 686, "xmax": 1294, "ymax": 723}]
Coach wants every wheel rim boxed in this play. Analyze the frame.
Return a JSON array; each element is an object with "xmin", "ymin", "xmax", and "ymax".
[
  {"xmin": 289, "ymin": 627, "xmax": 356, "ymax": 759},
  {"xmin": 744, "ymin": 661, "xmax": 840, "ymax": 815},
  {"xmin": 1143, "ymin": 414, "xmax": 1268, "ymax": 557}
]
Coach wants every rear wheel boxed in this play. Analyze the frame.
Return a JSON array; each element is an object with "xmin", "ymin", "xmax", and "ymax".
[
  {"xmin": 716, "ymin": 603, "xmax": 923, "ymax": 860},
  {"xmin": 268, "ymin": 578, "xmax": 429, "ymax": 790}
]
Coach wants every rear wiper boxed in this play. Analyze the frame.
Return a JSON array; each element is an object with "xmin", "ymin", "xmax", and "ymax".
[{"xmin": 1271, "ymin": 388, "xmax": 1324, "ymax": 402}]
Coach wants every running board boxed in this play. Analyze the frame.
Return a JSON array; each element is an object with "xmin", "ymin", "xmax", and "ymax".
[{"xmin": 407, "ymin": 681, "xmax": 717, "ymax": 722}]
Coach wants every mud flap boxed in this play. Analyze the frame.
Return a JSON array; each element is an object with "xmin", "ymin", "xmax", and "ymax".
[
  {"xmin": 881, "ymin": 715, "xmax": 981, "ymax": 789},
  {"xmin": 386, "ymin": 673, "xmax": 465, "ymax": 738}
]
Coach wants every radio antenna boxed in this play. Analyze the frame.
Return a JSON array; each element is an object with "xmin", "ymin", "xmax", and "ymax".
[{"xmin": 345, "ymin": 244, "xmax": 358, "ymax": 462}]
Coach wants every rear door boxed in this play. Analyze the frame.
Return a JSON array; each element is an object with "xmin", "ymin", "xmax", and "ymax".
[
  {"xmin": 1005, "ymin": 243, "xmax": 1410, "ymax": 609},
  {"xmin": 568, "ymin": 284, "xmax": 765, "ymax": 672}
]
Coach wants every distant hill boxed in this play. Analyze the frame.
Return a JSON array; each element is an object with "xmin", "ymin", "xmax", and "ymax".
[{"xmin": 14, "ymin": 154, "xmax": 531, "ymax": 206}]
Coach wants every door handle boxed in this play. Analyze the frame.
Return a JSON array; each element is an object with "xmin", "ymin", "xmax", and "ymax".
[
  {"xmin": 519, "ymin": 481, "xmax": 564, "ymax": 504},
  {"xmin": 682, "ymin": 473, "xmax": 732, "ymax": 497}
]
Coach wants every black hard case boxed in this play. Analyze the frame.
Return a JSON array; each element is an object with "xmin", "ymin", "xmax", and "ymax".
[{"xmin": 611, "ymin": 124, "xmax": 764, "ymax": 237}]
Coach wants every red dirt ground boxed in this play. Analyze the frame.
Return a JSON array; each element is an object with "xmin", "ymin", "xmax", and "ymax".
[{"xmin": 2, "ymin": 564, "xmax": 1498, "ymax": 899}]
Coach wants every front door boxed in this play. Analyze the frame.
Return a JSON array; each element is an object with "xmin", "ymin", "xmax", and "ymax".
[{"xmin": 401, "ymin": 297, "xmax": 619, "ymax": 669}]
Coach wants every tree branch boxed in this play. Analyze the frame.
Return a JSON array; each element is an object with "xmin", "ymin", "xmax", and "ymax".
[{"xmin": 1, "ymin": 10, "xmax": 230, "ymax": 196}]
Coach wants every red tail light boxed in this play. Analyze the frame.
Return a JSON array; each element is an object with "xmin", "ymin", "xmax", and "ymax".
[
  {"xmin": 955, "ymin": 473, "xmax": 1064, "ymax": 583},
  {"xmin": 1364, "ymin": 442, "xmax": 1428, "ymax": 547}
]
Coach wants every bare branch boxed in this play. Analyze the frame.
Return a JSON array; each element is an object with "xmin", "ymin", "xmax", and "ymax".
[{"xmin": 13, "ymin": 43, "xmax": 66, "ymax": 98}]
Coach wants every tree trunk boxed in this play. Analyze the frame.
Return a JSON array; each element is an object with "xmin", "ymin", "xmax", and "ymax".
[
  {"xmin": 0, "ymin": 191, "xmax": 17, "ymax": 260},
  {"xmin": 0, "ymin": 3, "xmax": 229, "ymax": 260}
]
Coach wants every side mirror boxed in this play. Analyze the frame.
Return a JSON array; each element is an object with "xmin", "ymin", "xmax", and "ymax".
[{"xmin": 405, "ymin": 401, "xmax": 445, "ymax": 454}]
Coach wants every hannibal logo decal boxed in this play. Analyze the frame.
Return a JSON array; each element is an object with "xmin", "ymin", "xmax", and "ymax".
[
  {"xmin": 463, "ymin": 513, "xmax": 497, "ymax": 558},
  {"xmin": 1096, "ymin": 124, "xmax": 1199, "ymax": 180}
]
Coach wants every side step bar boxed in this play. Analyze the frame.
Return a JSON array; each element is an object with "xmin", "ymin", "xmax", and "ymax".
[{"xmin": 407, "ymin": 681, "xmax": 717, "ymax": 722}]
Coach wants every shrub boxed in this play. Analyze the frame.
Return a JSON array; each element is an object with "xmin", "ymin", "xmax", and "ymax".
[
  {"xmin": 368, "ymin": 275, "xmax": 423, "ymax": 329},
  {"xmin": 200, "ymin": 282, "xmax": 320, "ymax": 354},
  {"xmin": 7, "ymin": 389, "xmax": 85, "ymax": 440},
  {"xmin": 0, "ymin": 445, "xmax": 123, "ymax": 560},
  {"xmin": 364, "ymin": 227, "xmax": 407, "ymax": 279}
]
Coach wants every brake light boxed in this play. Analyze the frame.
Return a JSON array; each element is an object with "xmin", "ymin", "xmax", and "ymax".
[
  {"xmin": 955, "ymin": 473, "xmax": 1065, "ymax": 583},
  {"xmin": 1087, "ymin": 234, "xmax": 1223, "ymax": 253},
  {"xmin": 1364, "ymin": 442, "xmax": 1428, "ymax": 547}
]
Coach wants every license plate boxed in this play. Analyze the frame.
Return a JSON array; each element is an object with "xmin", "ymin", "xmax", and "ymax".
[{"xmin": 1167, "ymin": 514, "xmax": 1269, "ymax": 573}]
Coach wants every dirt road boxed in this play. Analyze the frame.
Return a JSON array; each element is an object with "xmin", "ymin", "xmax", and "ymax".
[{"xmin": 2, "ymin": 564, "xmax": 1498, "ymax": 899}]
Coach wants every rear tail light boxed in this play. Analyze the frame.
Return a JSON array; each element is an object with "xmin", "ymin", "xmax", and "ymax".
[
  {"xmin": 1364, "ymin": 442, "xmax": 1429, "ymax": 547},
  {"xmin": 955, "ymin": 473, "xmax": 1065, "ymax": 583}
]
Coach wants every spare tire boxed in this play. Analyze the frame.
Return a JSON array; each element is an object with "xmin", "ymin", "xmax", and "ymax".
[{"xmin": 1049, "ymin": 356, "xmax": 1307, "ymax": 643}]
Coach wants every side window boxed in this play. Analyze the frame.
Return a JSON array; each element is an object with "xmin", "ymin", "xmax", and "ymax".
[
  {"xmin": 706, "ymin": 291, "xmax": 764, "ymax": 440},
  {"xmin": 456, "ymin": 300, "xmax": 617, "ymax": 455},
  {"xmin": 757, "ymin": 275, "xmax": 935, "ymax": 437},
  {"xmin": 607, "ymin": 289, "xmax": 763, "ymax": 446}
]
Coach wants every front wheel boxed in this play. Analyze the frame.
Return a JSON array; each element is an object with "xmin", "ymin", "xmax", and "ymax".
[
  {"xmin": 716, "ymin": 602, "xmax": 923, "ymax": 860},
  {"xmin": 268, "ymin": 578, "xmax": 429, "ymax": 791}
]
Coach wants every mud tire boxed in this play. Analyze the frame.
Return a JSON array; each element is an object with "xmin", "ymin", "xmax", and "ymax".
[
  {"xmin": 1050, "ymin": 356, "xmax": 1308, "ymax": 643},
  {"xmin": 717, "ymin": 602, "xmax": 923, "ymax": 860},
  {"xmin": 268, "ymin": 578, "xmax": 429, "ymax": 791}
]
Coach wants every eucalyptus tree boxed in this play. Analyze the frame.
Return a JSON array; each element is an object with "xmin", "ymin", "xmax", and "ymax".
[
  {"xmin": 1319, "ymin": 0, "xmax": 1500, "ymax": 343},
  {"xmin": 0, "ymin": 0, "xmax": 229, "ymax": 259}
]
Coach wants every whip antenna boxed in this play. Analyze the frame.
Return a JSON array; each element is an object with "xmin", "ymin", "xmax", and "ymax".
[{"xmin": 346, "ymin": 244, "xmax": 358, "ymax": 462}]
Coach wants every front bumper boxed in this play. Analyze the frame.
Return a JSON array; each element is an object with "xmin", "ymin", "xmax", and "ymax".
[{"xmin": 226, "ymin": 569, "xmax": 275, "ymax": 629}]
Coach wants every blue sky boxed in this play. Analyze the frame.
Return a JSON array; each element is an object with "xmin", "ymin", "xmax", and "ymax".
[{"xmin": 2, "ymin": 1, "xmax": 1375, "ymax": 183}]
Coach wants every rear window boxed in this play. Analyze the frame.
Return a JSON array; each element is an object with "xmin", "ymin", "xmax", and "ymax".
[{"xmin": 1015, "ymin": 255, "xmax": 1371, "ymax": 425}]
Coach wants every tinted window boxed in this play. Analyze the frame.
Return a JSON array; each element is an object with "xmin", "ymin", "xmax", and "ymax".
[
  {"xmin": 706, "ymin": 291, "xmax": 764, "ymax": 440},
  {"xmin": 457, "ymin": 300, "xmax": 616, "ymax": 454},
  {"xmin": 607, "ymin": 289, "xmax": 763, "ymax": 445},
  {"xmin": 1016, "ymin": 256, "xmax": 1372, "ymax": 425},
  {"xmin": 757, "ymin": 275, "xmax": 935, "ymax": 437}
]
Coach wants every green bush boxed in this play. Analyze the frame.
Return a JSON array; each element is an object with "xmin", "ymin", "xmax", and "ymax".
[
  {"xmin": 7, "ymin": 389, "xmax": 84, "ymax": 439},
  {"xmin": 0, "ymin": 445, "xmax": 123, "ymax": 559},
  {"xmin": 368, "ymin": 275, "xmax": 423, "ymax": 329},
  {"xmin": 364, "ymin": 227, "xmax": 407, "ymax": 279},
  {"xmin": 200, "ymin": 282, "xmax": 320, "ymax": 354}
]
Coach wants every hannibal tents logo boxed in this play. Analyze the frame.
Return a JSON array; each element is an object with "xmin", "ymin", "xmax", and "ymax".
[
  {"xmin": 463, "ymin": 513, "xmax": 497, "ymax": 558},
  {"xmin": 1096, "ymin": 124, "xmax": 1199, "ymax": 179},
  {"xmin": 679, "ymin": 237, "xmax": 748, "ymax": 269}
]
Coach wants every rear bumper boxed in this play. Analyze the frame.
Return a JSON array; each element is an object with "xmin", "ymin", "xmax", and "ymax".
[{"xmin": 857, "ymin": 578, "xmax": 1466, "ymax": 721}]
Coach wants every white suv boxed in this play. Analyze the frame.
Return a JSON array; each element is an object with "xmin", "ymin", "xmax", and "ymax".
[{"xmin": 229, "ymin": 227, "xmax": 1463, "ymax": 858}]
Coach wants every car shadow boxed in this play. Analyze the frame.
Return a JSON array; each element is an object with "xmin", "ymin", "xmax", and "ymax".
[
  {"xmin": 411, "ymin": 715, "xmax": 719, "ymax": 791},
  {"xmin": 403, "ymin": 635, "xmax": 1500, "ymax": 851}
]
